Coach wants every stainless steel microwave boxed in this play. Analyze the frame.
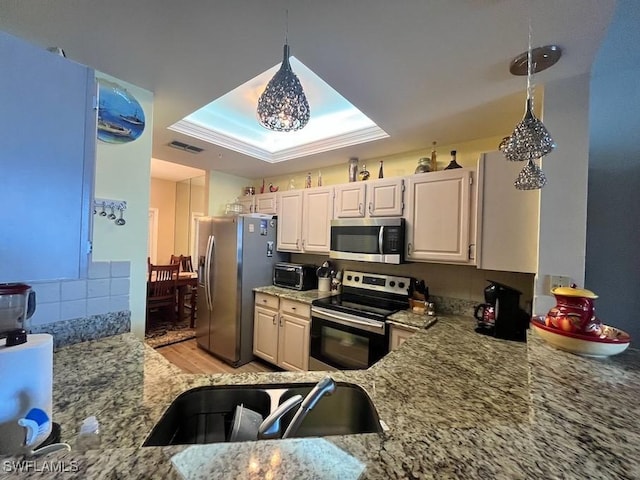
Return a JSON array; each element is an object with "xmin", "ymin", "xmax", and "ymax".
[{"xmin": 329, "ymin": 218, "xmax": 405, "ymax": 264}]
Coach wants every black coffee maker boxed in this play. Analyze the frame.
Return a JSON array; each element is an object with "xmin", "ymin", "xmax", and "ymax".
[{"xmin": 474, "ymin": 280, "xmax": 529, "ymax": 341}]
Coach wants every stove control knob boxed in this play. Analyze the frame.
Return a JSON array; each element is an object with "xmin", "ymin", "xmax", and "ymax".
[
  {"xmin": 389, "ymin": 281, "xmax": 396, "ymax": 287},
  {"xmin": 355, "ymin": 276, "xmax": 360, "ymax": 282},
  {"xmin": 347, "ymin": 275, "xmax": 353, "ymax": 281},
  {"xmin": 398, "ymin": 282, "xmax": 405, "ymax": 289}
]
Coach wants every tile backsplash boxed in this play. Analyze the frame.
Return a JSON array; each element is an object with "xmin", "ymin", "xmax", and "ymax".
[{"xmin": 28, "ymin": 261, "xmax": 130, "ymax": 327}]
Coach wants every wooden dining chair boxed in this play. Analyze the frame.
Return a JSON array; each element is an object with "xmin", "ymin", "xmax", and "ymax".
[
  {"xmin": 169, "ymin": 254, "xmax": 183, "ymax": 267},
  {"xmin": 179, "ymin": 255, "xmax": 197, "ymax": 326},
  {"xmin": 146, "ymin": 263, "xmax": 180, "ymax": 328},
  {"xmin": 180, "ymin": 255, "xmax": 194, "ymax": 273}
]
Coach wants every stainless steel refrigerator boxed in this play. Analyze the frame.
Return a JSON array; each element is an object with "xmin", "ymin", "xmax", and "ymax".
[{"xmin": 195, "ymin": 215, "xmax": 288, "ymax": 366}]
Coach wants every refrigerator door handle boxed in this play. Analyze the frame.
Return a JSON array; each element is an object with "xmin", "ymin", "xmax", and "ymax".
[
  {"xmin": 205, "ymin": 234, "xmax": 215, "ymax": 311},
  {"xmin": 210, "ymin": 235, "xmax": 216, "ymax": 310}
]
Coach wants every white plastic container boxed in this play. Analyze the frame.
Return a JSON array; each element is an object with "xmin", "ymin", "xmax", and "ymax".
[{"xmin": 75, "ymin": 416, "xmax": 101, "ymax": 453}]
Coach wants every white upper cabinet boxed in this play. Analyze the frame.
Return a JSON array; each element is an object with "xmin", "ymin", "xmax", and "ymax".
[
  {"xmin": 254, "ymin": 192, "xmax": 277, "ymax": 214},
  {"xmin": 334, "ymin": 183, "xmax": 366, "ymax": 218},
  {"xmin": 277, "ymin": 187, "xmax": 334, "ymax": 253},
  {"xmin": 405, "ymin": 169, "xmax": 474, "ymax": 263},
  {"xmin": 277, "ymin": 191, "xmax": 303, "ymax": 252},
  {"xmin": 475, "ymin": 151, "xmax": 538, "ymax": 273},
  {"xmin": 334, "ymin": 178, "xmax": 404, "ymax": 218},
  {"xmin": 0, "ymin": 31, "xmax": 96, "ymax": 282},
  {"xmin": 301, "ymin": 187, "xmax": 334, "ymax": 253},
  {"xmin": 367, "ymin": 178, "xmax": 404, "ymax": 217}
]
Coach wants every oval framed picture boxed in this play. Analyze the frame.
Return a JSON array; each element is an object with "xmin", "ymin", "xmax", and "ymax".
[{"xmin": 97, "ymin": 79, "xmax": 145, "ymax": 144}]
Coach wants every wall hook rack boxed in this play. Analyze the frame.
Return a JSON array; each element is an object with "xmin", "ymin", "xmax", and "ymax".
[{"xmin": 93, "ymin": 198, "xmax": 128, "ymax": 226}]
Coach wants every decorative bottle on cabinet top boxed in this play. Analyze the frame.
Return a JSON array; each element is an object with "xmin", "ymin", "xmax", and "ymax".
[
  {"xmin": 348, "ymin": 157, "xmax": 358, "ymax": 182},
  {"xmin": 305, "ymin": 172, "xmax": 312, "ymax": 188},
  {"xmin": 431, "ymin": 141, "xmax": 437, "ymax": 171},
  {"xmin": 444, "ymin": 150, "xmax": 462, "ymax": 170},
  {"xmin": 378, "ymin": 161, "xmax": 384, "ymax": 179},
  {"xmin": 359, "ymin": 164, "xmax": 370, "ymax": 181}
]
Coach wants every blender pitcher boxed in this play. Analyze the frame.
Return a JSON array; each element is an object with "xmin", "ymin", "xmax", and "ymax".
[{"xmin": 0, "ymin": 283, "xmax": 36, "ymax": 339}]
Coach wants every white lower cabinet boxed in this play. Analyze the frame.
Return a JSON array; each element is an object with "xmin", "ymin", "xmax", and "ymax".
[
  {"xmin": 253, "ymin": 293, "xmax": 310, "ymax": 371},
  {"xmin": 389, "ymin": 324, "xmax": 418, "ymax": 351}
]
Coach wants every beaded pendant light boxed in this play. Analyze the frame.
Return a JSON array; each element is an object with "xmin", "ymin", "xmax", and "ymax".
[
  {"xmin": 257, "ymin": 11, "xmax": 310, "ymax": 132},
  {"xmin": 502, "ymin": 17, "xmax": 559, "ymax": 190}
]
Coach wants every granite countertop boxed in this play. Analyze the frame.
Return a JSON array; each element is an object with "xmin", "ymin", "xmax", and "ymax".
[
  {"xmin": 253, "ymin": 285, "xmax": 336, "ymax": 304},
  {"xmin": 5, "ymin": 315, "xmax": 640, "ymax": 479}
]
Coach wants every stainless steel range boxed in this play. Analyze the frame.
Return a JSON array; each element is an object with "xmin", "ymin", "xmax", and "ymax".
[{"xmin": 309, "ymin": 270, "xmax": 412, "ymax": 370}]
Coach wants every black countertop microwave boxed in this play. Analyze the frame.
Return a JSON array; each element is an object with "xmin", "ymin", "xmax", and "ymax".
[
  {"xmin": 273, "ymin": 262, "xmax": 318, "ymax": 290},
  {"xmin": 329, "ymin": 218, "xmax": 405, "ymax": 264}
]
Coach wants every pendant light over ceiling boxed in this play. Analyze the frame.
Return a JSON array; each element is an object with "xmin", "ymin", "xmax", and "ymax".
[
  {"xmin": 257, "ymin": 10, "xmax": 310, "ymax": 132},
  {"xmin": 502, "ymin": 15, "xmax": 559, "ymax": 190}
]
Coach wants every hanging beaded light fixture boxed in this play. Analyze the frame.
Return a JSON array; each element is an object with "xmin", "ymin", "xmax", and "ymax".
[
  {"xmin": 502, "ymin": 15, "xmax": 560, "ymax": 190},
  {"xmin": 257, "ymin": 11, "xmax": 310, "ymax": 132},
  {"xmin": 514, "ymin": 159, "xmax": 547, "ymax": 190},
  {"xmin": 503, "ymin": 25, "xmax": 558, "ymax": 163}
]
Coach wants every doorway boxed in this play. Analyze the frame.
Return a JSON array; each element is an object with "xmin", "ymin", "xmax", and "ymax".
[{"xmin": 148, "ymin": 207, "xmax": 159, "ymax": 264}]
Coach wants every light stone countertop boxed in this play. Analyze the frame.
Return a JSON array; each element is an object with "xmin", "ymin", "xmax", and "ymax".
[
  {"xmin": 253, "ymin": 285, "xmax": 336, "ymax": 304},
  {"xmin": 4, "ymin": 314, "xmax": 640, "ymax": 479}
]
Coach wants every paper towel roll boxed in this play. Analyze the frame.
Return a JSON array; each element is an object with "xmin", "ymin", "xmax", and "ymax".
[{"xmin": 0, "ymin": 334, "xmax": 53, "ymax": 455}]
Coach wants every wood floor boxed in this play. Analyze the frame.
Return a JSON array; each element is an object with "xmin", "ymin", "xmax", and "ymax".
[{"xmin": 156, "ymin": 338, "xmax": 278, "ymax": 374}]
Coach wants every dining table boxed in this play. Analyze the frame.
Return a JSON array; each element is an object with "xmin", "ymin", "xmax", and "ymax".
[{"xmin": 147, "ymin": 271, "xmax": 198, "ymax": 327}]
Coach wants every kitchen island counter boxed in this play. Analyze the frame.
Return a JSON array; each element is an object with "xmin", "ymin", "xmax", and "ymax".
[{"xmin": 5, "ymin": 316, "xmax": 640, "ymax": 479}]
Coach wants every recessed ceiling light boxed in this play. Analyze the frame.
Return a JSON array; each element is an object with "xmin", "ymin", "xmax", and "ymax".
[{"xmin": 169, "ymin": 57, "xmax": 388, "ymax": 163}]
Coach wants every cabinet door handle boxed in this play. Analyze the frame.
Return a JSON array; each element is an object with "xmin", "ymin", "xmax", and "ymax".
[
  {"xmin": 272, "ymin": 314, "xmax": 277, "ymax": 325},
  {"xmin": 279, "ymin": 318, "xmax": 283, "ymax": 327},
  {"xmin": 368, "ymin": 202, "xmax": 373, "ymax": 214},
  {"xmin": 296, "ymin": 239, "xmax": 300, "ymax": 249},
  {"xmin": 358, "ymin": 203, "xmax": 363, "ymax": 215},
  {"xmin": 302, "ymin": 239, "xmax": 305, "ymax": 249},
  {"xmin": 408, "ymin": 242, "xmax": 412, "ymax": 255}
]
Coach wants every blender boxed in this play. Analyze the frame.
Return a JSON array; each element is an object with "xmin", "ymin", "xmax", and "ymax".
[
  {"xmin": 0, "ymin": 283, "xmax": 59, "ymax": 456},
  {"xmin": 0, "ymin": 283, "xmax": 36, "ymax": 344}
]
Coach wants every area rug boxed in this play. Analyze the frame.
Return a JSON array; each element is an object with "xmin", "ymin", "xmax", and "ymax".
[{"xmin": 145, "ymin": 318, "xmax": 196, "ymax": 349}]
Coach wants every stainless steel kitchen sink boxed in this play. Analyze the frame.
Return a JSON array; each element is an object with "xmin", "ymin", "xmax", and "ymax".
[
  {"xmin": 142, "ymin": 385, "xmax": 271, "ymax": 446},
  {"xmin": 142, "ymin": 382, "xmax": 382, "ymax": 447},
  {"xmin": 277, "ymin": 383, "xmax": 382, "ymax": 438}
]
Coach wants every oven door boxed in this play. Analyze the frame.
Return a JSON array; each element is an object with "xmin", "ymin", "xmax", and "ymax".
[{"xmin": 310, "ymin": 306, "xmax": 389, "ymax": 370}]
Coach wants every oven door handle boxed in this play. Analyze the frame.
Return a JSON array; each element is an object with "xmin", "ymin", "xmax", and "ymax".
[{"xmin": 311, "ymin": 307, "xmax": 386, "ymax": 335}]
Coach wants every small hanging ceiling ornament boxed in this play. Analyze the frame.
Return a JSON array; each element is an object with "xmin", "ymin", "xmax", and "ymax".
[{"xmin": 257, "ymin": 10, "xmax": 310, "ymax": 132}]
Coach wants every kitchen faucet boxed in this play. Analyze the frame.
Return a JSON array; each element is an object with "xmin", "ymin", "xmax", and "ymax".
[{"xmin": 257, "ymin": 376, "xmax": 336, "ymax": 440}]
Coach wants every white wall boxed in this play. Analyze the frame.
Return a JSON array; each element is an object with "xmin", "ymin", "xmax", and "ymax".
[
  {"xmin": 207, "ymin": 171, "xmax": 251, "ymax": 216},
  {"xmin": 533, "ymin": 74, "xmax": 591, "ymax": 316},
  {"xmin": 92, "ymin": 72, "xmax": 153, "ymax": 338},
  {"xmin": 586, "ymin": 0, "xmax": 640, "ymax": 340}
]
